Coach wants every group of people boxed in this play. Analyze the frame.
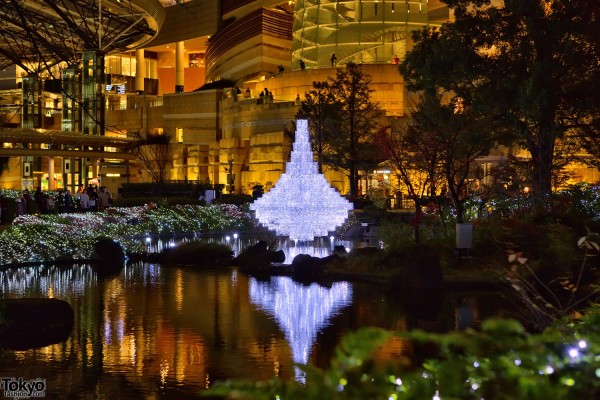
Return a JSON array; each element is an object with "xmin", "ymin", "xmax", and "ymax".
[
  {"xmin": 258, "ymin": 88, "xmax": 274, "ymax": 104},
  {"xmin": 16, "ymin": 185, "xmax": 114, "ymax": 215},
  {"xmin": 75, "ymin": 185, "xmax": 113, "ymax": 212}
]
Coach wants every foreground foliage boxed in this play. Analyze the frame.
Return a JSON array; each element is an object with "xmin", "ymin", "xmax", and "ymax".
[{"xmin": 204, "ymin": 305, "xmax": 600, "ymax": 399}]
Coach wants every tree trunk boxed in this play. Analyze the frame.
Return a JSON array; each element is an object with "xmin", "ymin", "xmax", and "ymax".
[
  {"xmin": 413, "ymin": 197, "xmax": 422, "ymax": 244},
  {"xmin": 528, "ymin": 124, "xmax": 555, "ymax": 208},
  {"xmin": 349, "ymin": 166, "xmax": 358, "ymax": 197}
]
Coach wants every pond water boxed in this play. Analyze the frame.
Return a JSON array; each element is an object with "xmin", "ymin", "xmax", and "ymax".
[{"xmin": 0, "ymin": 239, "xmax": 514, "ymax": 399}]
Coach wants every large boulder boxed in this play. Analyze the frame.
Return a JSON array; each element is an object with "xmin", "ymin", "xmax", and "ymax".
[
  {"xmin": 236, "ymin": 241, "xmax": 286, "ymax": 275},
  {"xmin": 92, "ymin": 237, "xmax": 126, "ymax": 276},
  {"xmin": 291, "ymin": 254, "xmax": 326, "ymax": 281},
  {"xmin": 0, "ymin": 298, "xmax": 74, "ymax": 350}
]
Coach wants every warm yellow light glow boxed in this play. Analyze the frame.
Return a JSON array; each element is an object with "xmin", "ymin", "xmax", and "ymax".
[{"xmin": 175, "ymin": 269, "xmax": 184, "ymax": 311}]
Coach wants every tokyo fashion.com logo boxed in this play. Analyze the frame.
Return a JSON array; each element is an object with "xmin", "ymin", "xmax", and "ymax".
[{"xmin": 0, "ymin": 377, "xmax": 46, "ymax": 398}]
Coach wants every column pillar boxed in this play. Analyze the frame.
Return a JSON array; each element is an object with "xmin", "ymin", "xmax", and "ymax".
[
  {"xmin": 48, "ymin": 157, "xmax": 55, "ymax": 190},
  {"xmin": 135, "ymin": 49, "xmax": 145, "ymax": 95},
  {"xmin": 175, "ymin": 41, "xmax": 185, "ymax": 93},
  {"xmin": 95, "ymin": 159, "xmax": 101, "ymax": 185}
]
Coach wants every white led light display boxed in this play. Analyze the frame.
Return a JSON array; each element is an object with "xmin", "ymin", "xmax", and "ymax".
[
  {"xmin": 249, "ymin": 119, "xmax": 353, "ymax": 241},
  {"xmin": 249, "ymin": 276, "xmax": 352, "ymax": 382}
]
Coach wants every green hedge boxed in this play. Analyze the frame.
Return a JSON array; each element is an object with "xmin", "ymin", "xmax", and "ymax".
[
  {"xmin": 119, "ymin": 182, "xmax": 219, "ymax": 198},
  {"xmin": 112, "ymin": 196, "xmax": 204, "ymax": 207}
]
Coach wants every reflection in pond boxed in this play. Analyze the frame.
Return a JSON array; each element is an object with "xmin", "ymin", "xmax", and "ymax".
[
  {"xmin": 249, "ymin": 277, "xmax": 353, "ymax": 381},
  {"xmin": 0, "ymin": 260, "xmax": 511, "ymax": 399}
]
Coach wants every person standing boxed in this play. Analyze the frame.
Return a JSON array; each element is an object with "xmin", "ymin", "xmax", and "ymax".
[
  {"xmin": 79, "ymin": 189, "xmax": 90, "ymax": 212},
  {"xmin": 98, "ymin": 186, "xmax": 112, "ymax": 211},
  {"xmin": 46, "ymin": 194, "xmax": 55, "ymax": 214},
  {"xmin": 64, "ymin": 189, "xmax": 73, "ymax": 212},
  {"xmin": 330, "ymin": 52, "xmax": 337, "ymax": 66},
  {"xmin": 35, "ymin": 187, "xmax": 47, "ymax": 214},
  {"xmin": 89, "ymin": 187, "xmax": 99, "ymax": 212},
  {"xmin": 22, "ymin": 189, "xmax": 32, "ymax": 214},
  {"xmin": 15, "ymin": 197, "xmax": 24, "ymax": 216}
]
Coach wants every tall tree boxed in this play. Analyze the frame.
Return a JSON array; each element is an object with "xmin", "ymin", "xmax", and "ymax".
[
  {"xmin": 376, "ymin": 118, "xmax": 445, "ymax": 243},
  {"xmin": 400, "ymin": 0, "xmax": 600, "ymax": 206},
  {"xmin": 388, "ymin": 92, "xmax": 494, "ymax": 224},
  {"xmin": 130, "ymin": 131, "xmax": 172, "ymax": 183},
  {"xmin": 296, "ymin": 81, "xmax": 339, "ymax": 174},
  {"xmin": 328, "ymin": 62, "xmax": 383, "ymax": 197},
  {"xmin": 296, "ymin": 62, "xmax": 383, "ymax": 196}
]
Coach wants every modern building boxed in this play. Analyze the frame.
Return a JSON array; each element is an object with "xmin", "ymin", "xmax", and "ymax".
[{"xmin": 0, "ymin": 0, "xmax": 459, "ymax": 195}]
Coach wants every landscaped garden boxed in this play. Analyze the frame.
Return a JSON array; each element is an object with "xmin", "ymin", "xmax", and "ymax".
[
  {"xmin": 0, "ymin": 199, "xmax": 255, "ymax": 266},
  {"xmin": 1, "ymin": 184, "xmax": 600, "ymax": 399}
]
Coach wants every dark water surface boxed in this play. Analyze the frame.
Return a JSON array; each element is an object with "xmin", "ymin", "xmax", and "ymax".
[{"xmin": 0, "ymin": 260, "xmax": 512, "ymax": 399}]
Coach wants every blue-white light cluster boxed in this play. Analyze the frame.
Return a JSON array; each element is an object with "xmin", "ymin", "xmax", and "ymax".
[
  {"xmin": 249, "ymin": 276, "xmax": 352, "ymax": 381},
  {"xmin": 250, "ymin": 119, "xmax": 353, "ymax": 241}
]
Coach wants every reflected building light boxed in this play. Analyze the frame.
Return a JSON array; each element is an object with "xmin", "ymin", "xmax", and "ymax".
[
  {"xmin": 175, "ymin": 335, "xmax": 186, "ymax": 382},
  {"xmin": 104, "ymin": 312, "xmax": 112, "ymax": 344},
  {"xmin": 249, "ymin": 276, "xmax": 353, "ymax": 382},
  {"xmin": 175, "ymin": 269, "xmax": 184, "ymax": 312},
  {"xmin": 117, "ymin": 318, "xmax": 125, "ymax": 343},
  {"xmin": 129, "ymin": 337, "xmax": 137, "ymax": 365},
  {"xmin": 250, "ymin": 119, "xmax": 353, "ymax": 241},
  {"xmin": 160, "ymin": 360, "xmax": 170, "ymax": 387}
]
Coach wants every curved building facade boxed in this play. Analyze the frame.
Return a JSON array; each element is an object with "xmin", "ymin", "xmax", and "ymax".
[
  {"xmin": 291, "ymin": 0, "xmax": 431, "ymax": 69},
  {"xmin": 206, "ymin": 8, "xmax": 293, "ymax": 83}
]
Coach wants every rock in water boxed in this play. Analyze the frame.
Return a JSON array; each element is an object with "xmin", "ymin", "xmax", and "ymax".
[{"xmin": 0, "ymin": 298, "xmax": 74, "ymax": 350}]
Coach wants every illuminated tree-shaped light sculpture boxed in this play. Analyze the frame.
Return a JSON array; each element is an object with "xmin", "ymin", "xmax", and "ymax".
[{"xmin": 250, "ymin": 119, "xmax": 353, "ymax": 241}]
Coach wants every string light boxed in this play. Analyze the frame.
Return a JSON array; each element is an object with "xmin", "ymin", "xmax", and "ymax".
[
  {"xmin": 0, "ymin": 204, "xmax": 253, "ymax": 266},
  {"xmin": 250, "ymin": 119, "xmax": 353, "ymax": 241},
  {"xmin": 249, "ymin": 276, "xmax": 352, "ymax": 382}
]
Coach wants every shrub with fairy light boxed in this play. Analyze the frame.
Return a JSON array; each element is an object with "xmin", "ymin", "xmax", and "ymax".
[
  {"xmin": 0, "ymin": 204, "xmax": 254, "ymax": 266},
  {"xmin": 203, "ymin": 307, "xmax": 600, "ymax": 400}
]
